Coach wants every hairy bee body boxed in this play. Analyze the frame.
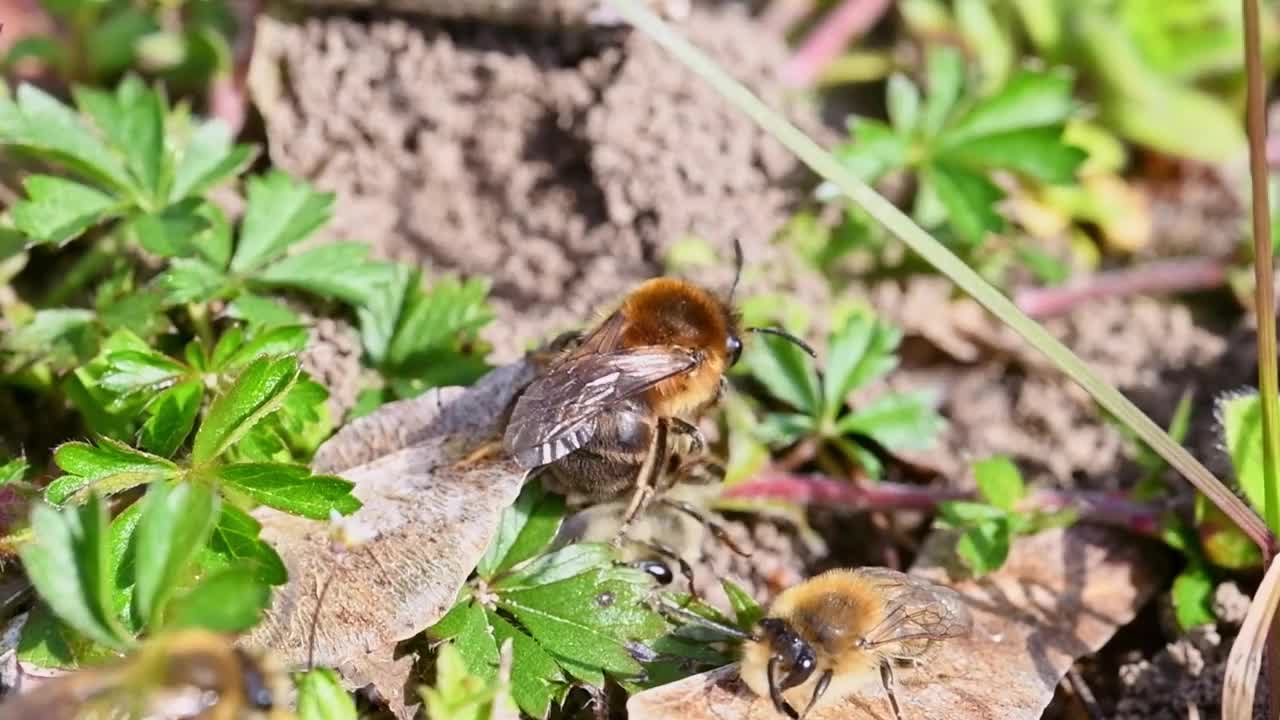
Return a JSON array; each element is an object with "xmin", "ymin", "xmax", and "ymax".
[
  {"xmin": 740, "ymin": 567, "xmax": 973, "ymax": 720},
  {"xmin": 503, "ymin": 277, "xmax": 740, "ymax": 514},
  {"xmin": 0, "ymin": 630, "xmax": 289, "ymax": 720}
]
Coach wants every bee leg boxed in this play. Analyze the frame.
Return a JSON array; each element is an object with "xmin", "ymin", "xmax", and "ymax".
[
  {"xmin": 881, "ymin": 662, "xmax": 903, "ymax": 720},
  {"xmin": 798, "ymin": 669, "xmax": 832, "ymax": 720},
  {"xmin": 452, "ymin": 437, "xmax": 505, "ymax": 468},
  {"xmin": 657, "ymin": 498, "xmax": 753, "ymax": 558},
  {"xmin": 612, "ymin": 418, "xmax": 670, "ymax": 547}
]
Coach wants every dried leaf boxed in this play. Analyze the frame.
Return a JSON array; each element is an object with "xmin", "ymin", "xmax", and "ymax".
[
  {"xmin": 241, "ymin": 360, "xmax": 538, "ymax": 718},
  {"xmin": 626, "ymin": 525, "xmax": 1165, "ymax": 720},
  {"xmin": 1222, "ymin": 548, "xmax": 1280, "ymax": 719}
]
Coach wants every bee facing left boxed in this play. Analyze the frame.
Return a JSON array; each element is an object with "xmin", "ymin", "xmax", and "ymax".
[{"xmin": 0, "ymin": 629, "xmax": 291, "ymax": 720}]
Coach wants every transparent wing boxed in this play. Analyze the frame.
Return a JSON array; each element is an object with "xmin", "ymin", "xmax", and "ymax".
[
  {"xmin": 502, "ymin": 346, "xmax": 698, "ymax": 468},
  {"xmin": 855, "ymin": 567, "xmax": 973, "ymax": 658}
]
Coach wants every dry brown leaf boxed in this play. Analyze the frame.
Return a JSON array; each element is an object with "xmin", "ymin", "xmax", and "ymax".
[
  {"xmin": 242, "ymin": 361, "xmax": 538, "ymax": 718},
  {"xmin": 626, "ymin": 524, "xmax": 1166, "ymax": 720}
]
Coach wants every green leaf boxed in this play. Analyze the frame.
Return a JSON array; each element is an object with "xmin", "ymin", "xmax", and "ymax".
[
  {"xmin": 922, "ymin": 161, "xmax": 1005, "ymax": 244},
  {"xmin": 955, "ymin": 517, "xmax": 1011, "ymax": 576},
  {"xmin": 109, "ymin": 502, "xmax": 144, "ymax": 634},
  {"xmin": 753, "ymin": 412, "xmax": 816, "ymax": 446},
  {"xmin": 227, "ymin": 293, "xmax": 302, "ymax": 329},
  {"xmin": 164, "ymin": 566, "xmax": 270, "ymax": 632},
  {"xmin": 1171, "ymin": 564, "xmax": 1216, "ymax": 630},
  {"xmin": 170, "ymin": 119, "xmax": 255, "ymax": 202},
  {"xmin": 937, "ymin": 127, "xmax": 1085, "ymax": 184},
  {"xmin": 746, "ymin": 333, "xmax": 820, "ymax": 417},
  {"xmin": 19, "ymin": 494, "xmax": 130, "ymax": 649},
  {"xmin": 2, "ymin": 308, "xmax": 95, "ymax": 359},
  {"xmin": 254, "ymin": 243, "xmax": 393, "ymax": 306},
  {"xmin": 886, "ymin": 74, "xmax": 921, "ymax": 136},
  {"xmin": 973, "ymin": 456, "xmax": 1025, "ymax": 512},
  {"xmin": 200, "ymin": 504, "xmax": 287, "ymax": 585},
  {"xmin": 0, "ymin": 84, "xmax": 131, "ymax": 191},
  {"xmin": 134, "ymin": 481, "xmax": 220, "ymax": 628},
  {"xmin": 139, "ymin": 380, "xmax": 204, "ymax": 458},
  {"xmin": 493, "ymin": 543, "xmax": 615, "ymax": 592},
  {"xmin": 156, "ymin": 258, "xmax": 229, "ymax": 305},
  {"xmin": 51, "ymin": 439, "xmax": 179, "ymax": 504},
  {"xmin": 297, "ymin": 668, "xmax": 358, "ymax": 720},
  {"xmin": 354, "ymin": 262, "xmax": 412, "ymax": 366},
  {"xmin": 487, "ymin": 611, "xmax": 561, "ymax": 718},
  {"xmin": 0, "ymin": 459, "xmax": 28, "ymax": 486},
  {"xmin": 385, "ymin": 276, "xmax": 495, "ymax": 370},
  {"xmin": 836, "ymin": 390, "xmax": 944, "ymax": 451},
  {"xmin": 1219, "ymin": 391, "xmax": 1274, "ymax": 522},
  {"xmin": 219, "ymin": 325, "xmax": 309, "ymax": 370},
  {"xmin": 131, "ymin": 200, "xmax": 212, "ymax": 258},
  {"xmin": 420, "ymin": 639, "xmax": 516, "ymax": 720},
  {"xmin": 821, "ymin": 313, "xmax": 900, "ymax": 422},
  {"xmin": 98, "ymin": 349, "xmax": 188, "ymax": 397},
  {"xmin": 11, "ymin": 175, "xmax": 121, "ymax": 245},
  {"xmin": 497, "ymin": 567, "xmax": 667, "ymax": 678},
  {"xmin": 216, "ymin": 464, "xmax": 360, "ymax": 519},
  {"xmin": 193, "ymin": 356, "xmax": 299, "ymax": 464},
  {"xmin": 477, "ymin": 482, "xmax": 566, "ymax": 579},
  {"xmin": 721, "ymin": 579, "xmax": 763, "ymax": 629},
  {"xmin": 84, "ymin": 10, "xmax": 156, "ymax": 79},
  {"xmin": 936, "ymin": 500, "xmax": 1008, "ymax": 526},
  {"xmin": 429, "ymin": 600, "xmax": 499, "ymax": 681},
  {"xmin": 830, "ymin": 118, "xmax": 908, "ymax": 185},
  {"xmin": 2, "ymin": 35, "xmax": 68, "ymax": 74},
  {"xmin": 921, "ymin": 45, "xmax": 965, "ymax": 135},
  {"xmin": 939, "ymin": 69, "xmax": 1076, "ymax": 146},
  {"xmin": 17, "ymin": 604, "xmax": 83, "ymax": 669},
  {"xmin": 74, "ymin": 78, "xmax": 165, "ymax": 199},
  {"xmin": 231, "ymin": 172, "xmax": 334, "ymax": 273}
]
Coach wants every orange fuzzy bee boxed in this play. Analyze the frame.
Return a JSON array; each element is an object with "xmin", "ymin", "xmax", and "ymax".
[{"xmin": 502, "ymin": 240, "xmax": 813, "ymax": 539}]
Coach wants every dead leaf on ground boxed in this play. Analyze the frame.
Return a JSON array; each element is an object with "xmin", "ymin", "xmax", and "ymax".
[
  {"xmin": 626, "ymin": 524, "xmax": 1167, "ymax": 720},
  {"xmin": 242, "ymin": 360, "xmax": 538, "ymax": 719}
]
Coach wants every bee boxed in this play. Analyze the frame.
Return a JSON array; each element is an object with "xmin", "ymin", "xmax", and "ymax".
[
  {"xmin": 0, "ymin": 629, "xmax": 290, "ymax": 720},
  {"xmin": 738, "ymin": 567, "xmax": 973, "ymax": 720},
  {"xmin": 502, "ymin": 240, "xmax": 814, "ymax": 542}
]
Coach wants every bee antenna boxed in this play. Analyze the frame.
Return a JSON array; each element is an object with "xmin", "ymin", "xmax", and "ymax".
[
  {"xmin": 728, "ymin": 238, "xmax": 744, "ymax": 305},
  {"xmin": 745, "ymin": 327, "xmax": 817, "ymax": 358},
  {"xmin": 656, "ymin": 597, "xmax": 756, "ymax": 642}
]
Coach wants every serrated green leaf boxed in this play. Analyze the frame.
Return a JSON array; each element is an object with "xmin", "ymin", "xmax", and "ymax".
[
  {"xmin": 354, "ymin": 262, "xmax": 412, "ymax": 366},
  {"xmin": 935, "ymin": 500, "xmax": 1008, "ymax": 527},
  {"xmin": 429, "ymin": 600, "xmax": 499, "ymax": 681},
  {"xmin": 830, "ymin": 118, "xmax": 908, "ymax": 185},
  {"xmin": 74, "ymin": 77, "xmax": 164, "ymax": 200},
  {"xmin": 385, "ymin": 276, "xmax": 495, "ymax": 369},
  {"xmin": 134, "ymin": 481, "xmax": 220, "ymax": 628},
  {"xmin": 231, "ymin": 172, "xmax": 334, "ymax": 273},
  {"xmin": 19, "ymin": 494, "xmax": 130, "ymax": 649},
  {"xmin": 215, "ymin": 464, "xmax": 359, "ymax": 519},
  {"xmin": 11, "ymin": 175, "xmax": 120, "ymax": 245},
  {"xmin": 227, "ymin": 293, "xmax": 302, "ymax": 329},
  {"xmin": 488, "ymin": 611, "xmax": 561, "ymax": 718},
  {"xmin": 493, "ymin": 543, "xmax": 615, "ymax": 591},
  {"xmin": 752, "ymin": 412, "xmax": 816, "ymax": 447},
  {"xmin": 156, "ymin": 258, "xmax": 229, "ymax": 305},
  {"xmin": 16, "ymin": 604, "xmax": 82, "ymax": 669},
  {"xmin": 220, "ymin": 325, "xmax": 309, "ymax": 370},
  {"xmin": 192, "ymin": 356, "xmax": 299, "ymax": 464},
  {"xmin": 886, "ymin": 73, "xmax": 921, "ymax": 136},
  {"xmin": 139, "ymin": 380, "xmax": 203, "ymax": 457},
  {"xmin": 477, "ymin": 482, "xmax": 565, "ymax": 579},
  {"xmin": 939, "ymin": 69, "xmax": 1076, "ymax": 146},
  {"xmin": 921, "ymin": 46, "xmax": 965, "ymax": 135},
  {"xmin": 210, "ymin": 327, "xmax": 245, "ymax": 369},
  {"xmin": 2, "ymin": 308, "xmax": 95, "ymax": 358},
  {"xmin": 937, "ymin": 126, "xmax": 1085, "ymax": 184},
  {"xmin": 1171, "ymin": 564, "xmax": 1216, "ymax": 630},
  {"xmin": 0, "ymin": 459, "xmax": 28, "ymax": 486},
  {"xmin": 721, "ymin": 579, "xmax": 763, "ymax": 629},
  {"xmin": 955, "ymin": 517, "xmax": 1011, "ymax": 576},
  {"xmin": 836, "ymin": 390, "xmax": 943, "ymax": 450},
  {"xmin": 200, "ymin": 504, "xmax": 287, "ymax": 585},
  {"xmin": 973, "ymin": 456, "xmax": 1024, "ymax": 511},
  {"xmin": 171, "ymin": 119, "xmax": 255, "ymax": 202},
  {"xmin": 98, "ymin": 349, "xmax": 188, "ymax": 397},
  {"xmin": 297, "ymin": 668, "xmax": 358, "ymax": 720},
  {"xmin": 51, "ymin": 439, "xmax": 178, "ymax": 504},
  {"xmin": 131, "ymin": 200, "xmax": 212, "ymax": 258},
  {"xmin": 1219, "ymin": 391, "xmax": 1275, "ymax": 523},
  {"xmin": 164, "ymin": 566, "xmax": 270, "ymax": 632},
  {"xmin": 923, "ymin": 161, "xmax": 1005, "ymax": 244},
  {"xmin": 254, "ymin": 242, "xmax": 393, "ymax": 306},
  {"xmin": 109, "ymin": 502, "xmax": 144, "ymax": 634},
  {"xmin": 821, "ymin": 313, "xmax": 899, "ymax": 423},
  {"xmin": 0, "ymin": 84, "xmax": 131, "ymax": 191},
  {"xmin": 746, "ymin": 333, "xmax": 820, "ymax": 417},
  {"xmin": 420, "ymin": 641, "xmax": 516, "ymax": 720}
]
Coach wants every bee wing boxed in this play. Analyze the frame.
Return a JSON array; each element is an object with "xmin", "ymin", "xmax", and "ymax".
[
  {"xmin": 502, "ymin": 346, "xmax": 699, "ymax": 468},
  {"xmin": 855, "ymin": 567, "xmax": 973, "ymax": 656}
]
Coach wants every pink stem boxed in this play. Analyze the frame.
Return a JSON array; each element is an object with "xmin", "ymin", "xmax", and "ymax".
[
  {"xmin": 724, "ymin": 472, "xmax": 1166, "ymax": 537},
  {"xmin": 780, "ymin": 0, "xmax": 893, "ymax": 88},
  {"xmin": 1014, "ymin": 256, "xmax": 1228, "ymax": 320}
]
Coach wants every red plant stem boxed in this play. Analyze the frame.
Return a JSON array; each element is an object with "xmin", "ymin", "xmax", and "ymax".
[
  {"xmin": 780, "ymin": 0, "xmax": 892, "ymax": 88},
  {"xmin": 207, "ymin": 0, "xmax": 263, "ymax": 134},
  {"xmin": 724, "ymin": 472, "xmax": 1166, "ymax": 537},
  {"xmin": 1014, "ymin": 257, "xmax": 1229, "ymax": 320}
]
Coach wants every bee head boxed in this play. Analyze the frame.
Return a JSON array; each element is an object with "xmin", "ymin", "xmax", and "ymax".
[
  {"xmin": 233, "ymin": 648, "xmax": 276, "ymax": 710},
  {"xmin": 759, "ymin": 617, "xmax": 816, "ymax": 718},
  {"xmin": 726, "ymin": 334, "xmax": 743, "ymax": 366}
]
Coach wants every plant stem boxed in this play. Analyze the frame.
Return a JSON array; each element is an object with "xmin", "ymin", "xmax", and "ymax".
[
  {"xmin": 723, "ymin": 472, "xmax": 1166, "ymax": 536},
  {"xmin": 1014, "ymin": 257, "xmax": 1229, "ymax": 319},
  {"xmin": 607, "ymin": 0, "xmax": 1273, "ymax": 554},
  {"xmin": 779, "ymin": 0, "xmax": 893, "ymax": 87},
  {"xmin": 1242, "ymin": 0, "xmax": 1280, "ymax": 713}
]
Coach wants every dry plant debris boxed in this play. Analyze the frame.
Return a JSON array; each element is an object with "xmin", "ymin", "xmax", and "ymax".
[
  {"xmin": 242, "ymin": 360, "xmax": 537, "ymax": 717},
  {"xmin": 626, "ymin": 524, "xmax": 1166, "ymax": 720}
]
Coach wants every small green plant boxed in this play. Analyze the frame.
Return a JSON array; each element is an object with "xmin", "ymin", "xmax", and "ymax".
[
  {"xmin": 935, "ymin": 456, "xmax": 1073, "ymax": 576},
  {"xmin": 743, "ymin": 307, "xmax": 944, "ymax": 479},
  {"xmin": 297, "ymin": 667, "xmax": 360, "ymax": 720},
  {"xmin": 420, "ymin": 642, "xmax": 520, "ymax": 720}
]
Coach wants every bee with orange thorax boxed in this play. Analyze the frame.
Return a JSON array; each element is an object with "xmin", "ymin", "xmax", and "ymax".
[{"xmin": 502, "ymin": 240, "xmax": 814, "ymax": 543}]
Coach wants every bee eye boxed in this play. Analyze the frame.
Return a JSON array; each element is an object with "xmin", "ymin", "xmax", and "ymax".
[{"xmin": 726, "ymin": 335, "xmax": 743, "ymax": 365}]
